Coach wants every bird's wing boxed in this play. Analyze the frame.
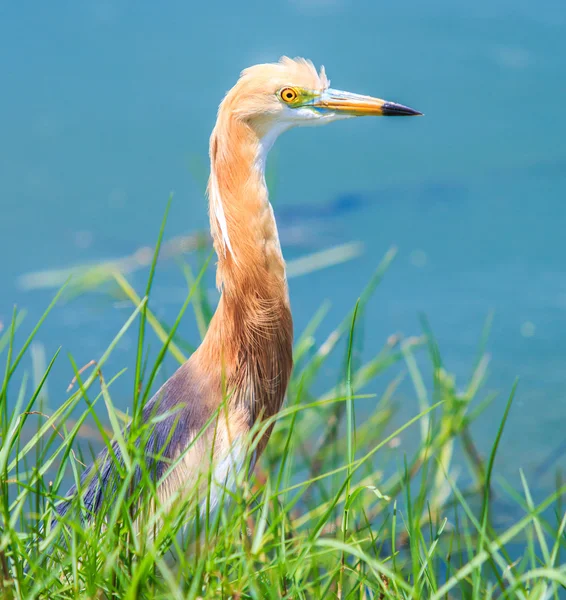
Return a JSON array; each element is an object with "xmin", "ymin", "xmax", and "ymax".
[{"xmin": 56, "ymin": 359, "xmax": 215, "ymax": 522}]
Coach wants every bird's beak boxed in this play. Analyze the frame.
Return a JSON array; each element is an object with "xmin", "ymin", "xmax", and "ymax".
[{"xmin": 312, "ymin": 88, "xmax": 422, "ymax": 117}]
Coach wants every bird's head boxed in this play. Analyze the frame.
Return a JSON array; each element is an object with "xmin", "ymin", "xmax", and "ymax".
[{"xmin": 219, "ymin": 56, "xmax": 421, "ymax": 146}]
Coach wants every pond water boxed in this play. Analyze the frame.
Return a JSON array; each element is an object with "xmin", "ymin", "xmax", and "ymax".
[{"xmin": 1, "ymin": 0, "xmax": 565, "ymax": 510}]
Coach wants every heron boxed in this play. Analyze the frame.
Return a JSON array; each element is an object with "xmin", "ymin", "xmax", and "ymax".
[{"xmin": 54, "ymin": 56, "xmax": 421, "ymax": 531}]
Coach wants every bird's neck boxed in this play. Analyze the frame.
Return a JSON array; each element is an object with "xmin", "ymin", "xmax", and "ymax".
[
  {"xmin": 207, "ymin": 116, "xmax": 287, "ymax": 294},
  {"xmin": 197, "ymin": 114, "xmax": 293, "ymax": 426}
]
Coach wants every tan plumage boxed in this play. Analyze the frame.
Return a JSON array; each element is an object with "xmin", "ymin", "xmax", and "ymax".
[{"xmin": 57, "ymin": 56, "xmax": 421, "ymax": 525}]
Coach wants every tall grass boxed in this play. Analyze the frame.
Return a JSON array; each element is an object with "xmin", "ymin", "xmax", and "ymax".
[{"xmin": 1, "ymin": 213, "xmax": 565, "ymax": 599}]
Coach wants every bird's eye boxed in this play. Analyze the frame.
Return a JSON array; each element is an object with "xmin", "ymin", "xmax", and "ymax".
[{"xmin": 279, "ymin": 87, "xmax": 299, "ymax": 104}]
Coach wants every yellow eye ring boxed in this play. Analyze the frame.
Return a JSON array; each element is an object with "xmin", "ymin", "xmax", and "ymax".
[{"xmin": 279, "ymin": 87, "xmax": 299, "ymax": 104}]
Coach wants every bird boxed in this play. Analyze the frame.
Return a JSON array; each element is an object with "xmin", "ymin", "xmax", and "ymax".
[{"xmin": 54, "ymin": 56, "xmax": 421, "ymax": 531}]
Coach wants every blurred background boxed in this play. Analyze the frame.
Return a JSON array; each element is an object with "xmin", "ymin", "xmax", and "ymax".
[{"xmin": 0, "ymin": 1, "xmax": 565, "ymax": 507}]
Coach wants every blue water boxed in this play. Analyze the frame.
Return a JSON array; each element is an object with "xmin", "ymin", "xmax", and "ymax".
[{"xmin": 1, "ymin": 1, "xmax": 565, "ymax": 506}]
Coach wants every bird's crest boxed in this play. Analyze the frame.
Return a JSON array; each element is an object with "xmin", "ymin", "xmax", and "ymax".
[{"xmin": 239, "ymin": 56, "xmax": 330, "ymax": 93}]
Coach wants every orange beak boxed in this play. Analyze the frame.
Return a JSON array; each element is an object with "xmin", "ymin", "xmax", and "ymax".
[{"xmin": 312, "ymin": 88, "xmax": 422, "ymax": 116}]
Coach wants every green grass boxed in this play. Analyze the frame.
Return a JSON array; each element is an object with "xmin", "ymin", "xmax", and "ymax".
[{"xmin": 1, "ymin": 215, "xmax": 566, "ymax": 599}]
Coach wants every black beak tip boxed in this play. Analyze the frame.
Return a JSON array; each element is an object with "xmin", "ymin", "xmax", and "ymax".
[{"xmin": 382, "ymin": 102, "xmax": 423, "ymax": 116}]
